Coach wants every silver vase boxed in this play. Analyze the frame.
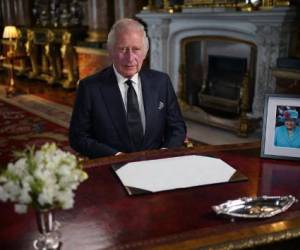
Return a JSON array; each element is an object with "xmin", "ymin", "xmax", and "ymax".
[{"xmin": 33, "ymin": 210, "xmax": 61, "ymax": 250}]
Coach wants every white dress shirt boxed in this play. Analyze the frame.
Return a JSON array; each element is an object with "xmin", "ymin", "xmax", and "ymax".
[{"xmin": 113, "ymin": 66, "xmax": 146, "ymax": 133}]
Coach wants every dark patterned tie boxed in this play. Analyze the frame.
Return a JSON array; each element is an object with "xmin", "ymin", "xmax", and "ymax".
[{"xmin": 125, "ymin": 79, "xmax": 144, "ymax": 150}]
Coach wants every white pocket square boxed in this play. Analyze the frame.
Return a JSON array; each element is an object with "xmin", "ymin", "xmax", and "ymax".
[{"xmin": 158, "ymin": 101, "xmax": 164, "ymax": 110}]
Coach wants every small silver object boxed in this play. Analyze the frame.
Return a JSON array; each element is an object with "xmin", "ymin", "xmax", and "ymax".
[{"xmin": 212, "ymin": 195, "xmax": 298, "ymax": 219}]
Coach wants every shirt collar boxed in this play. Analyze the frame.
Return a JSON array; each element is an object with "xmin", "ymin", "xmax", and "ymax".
[{"xmin": 113, "ymin": 65, "xmax": 139, "ymax": 85}]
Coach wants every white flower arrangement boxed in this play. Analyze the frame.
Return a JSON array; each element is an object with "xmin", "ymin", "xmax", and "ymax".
[{"xmin": 0, "ymin": 143, "xmax": 88, "ymax": 214}]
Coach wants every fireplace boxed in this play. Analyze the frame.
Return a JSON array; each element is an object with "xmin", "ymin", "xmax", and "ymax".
[
  {"xmin": 137, "ymin": 8, "xmax": 297, "ymax": 136},
  {"xmin": 181, "ymin": 36, "xmax": 255, "ymax": 117}
]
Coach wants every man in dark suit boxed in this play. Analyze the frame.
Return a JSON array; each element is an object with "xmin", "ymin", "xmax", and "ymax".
[{"xmin": 69, "ymin": 18, "xmax": 186, "ymax": 158}]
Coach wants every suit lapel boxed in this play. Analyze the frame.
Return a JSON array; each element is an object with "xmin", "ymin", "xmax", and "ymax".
[
  {"xmin": 99, "ymin": 67, "xmax": 132, "ymax": 149},
  {"xmin": 140, "ymin": 71, "xmax": 158, "ymax": 142}
]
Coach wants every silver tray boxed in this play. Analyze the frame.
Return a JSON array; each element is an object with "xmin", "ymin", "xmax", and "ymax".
[{"xmin": 212, "ymin": 195, "xmax": 297, "ymax": 219}]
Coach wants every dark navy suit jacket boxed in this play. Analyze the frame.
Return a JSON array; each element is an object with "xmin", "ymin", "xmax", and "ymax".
[{"xmin": 69, "ymin": 66, "xmax": 186, "ymax": 158}]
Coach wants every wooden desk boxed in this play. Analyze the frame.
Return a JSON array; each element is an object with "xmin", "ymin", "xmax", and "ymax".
[{"xmin": 1, "ymin": 142, "xmax": 300, "ymax": 250}]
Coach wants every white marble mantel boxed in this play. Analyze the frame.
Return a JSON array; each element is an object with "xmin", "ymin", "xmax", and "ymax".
[{"xmin": 137, "ymin": 8, "xmax": 297, "ymax": 118}]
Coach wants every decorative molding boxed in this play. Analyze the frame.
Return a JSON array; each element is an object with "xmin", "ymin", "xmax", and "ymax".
[
  {"xmin": 147, "ymin": 19, "xmax": 170, "ymax": 72},
  {"xmin": 109, "ymin": 220, "xmax": 300, "ymax": 249},
  {"xmin": 32, "ymin": 0, "xmax": 84, "ymax": 28},
  {"xmin": 210, "ymin": 227, "xmax": 300, "ymax": 250}
]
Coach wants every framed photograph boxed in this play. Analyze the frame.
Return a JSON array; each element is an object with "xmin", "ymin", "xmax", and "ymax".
[{"xmin": 261, "ymin": 94, "xmax": 300, "ymax": 160}]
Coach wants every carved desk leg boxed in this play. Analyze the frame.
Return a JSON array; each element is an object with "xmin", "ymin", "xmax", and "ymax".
[
  {"xmin": 60, "ymin": 31, "xmax": 78, "ymax": 89},
  {"xmin": 15, "ymin": 29, "xmax": 27, "ymax": 75},
  {"xmin": 25, "ymin": 30, "xmax": 40, "ymax": 78},
  {"xmin": 44, "ymin": 30, "xmax": 62, "ymax": 85}
]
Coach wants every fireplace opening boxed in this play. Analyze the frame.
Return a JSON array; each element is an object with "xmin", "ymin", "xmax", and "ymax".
[
  {"xmin": 204, "ymin": 55, "xmax": 247, "ymax": 100},
  {"xmin": 180, "ymin": 36, "xmax": 256, "ymax": 119},
  {"xmin": 198, "ymin": 55, "xmax": 248, "ymax": 118}
]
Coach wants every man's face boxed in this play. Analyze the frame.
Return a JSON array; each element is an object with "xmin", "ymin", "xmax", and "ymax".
[
  {"xmin": 285, "ymin": 119, "xmax": 296, "ymax": 131},
  {"xmin": 110, "ymin": 29, "xmax": 147, "ymax": 78}
]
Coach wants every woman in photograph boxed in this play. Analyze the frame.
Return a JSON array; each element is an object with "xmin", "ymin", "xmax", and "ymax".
[{"xmin": 274, "ymin": 109, "xmax": 300, "ymax": 148}]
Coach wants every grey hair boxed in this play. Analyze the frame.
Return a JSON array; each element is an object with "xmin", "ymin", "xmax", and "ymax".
[{"xmin": 107, "ymin": 18, "xmax": 149, "ymax": 52}]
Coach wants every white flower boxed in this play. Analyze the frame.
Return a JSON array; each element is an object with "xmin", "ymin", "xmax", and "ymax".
[
  {"xmin": 15, "ymin": 204, "xmax": 28, "ymax": 214},
  {"xmin": 19, "ymin": 187, "xmax": 32, "ymax": 204},
  {"xmin": 0, "ymin": 186, "xmax": 9, "ymax": 202},
  {"xmin": 56, "ymin": 190, "xmax": 74, "ymax": 209},
  {"xmin": 38, "ymin": 188, "xmax": 54, "ymax": 206},
  {"xmin": 4, "ymin": 181, "xmax": 20, "ymax": 201},
  {"xmin": 58, "ymin": 164, "xmax": 72, "ymax": 177},
  {"xmin": 0, "ymin": 142, "xmax": 88, "ymax": 214}
]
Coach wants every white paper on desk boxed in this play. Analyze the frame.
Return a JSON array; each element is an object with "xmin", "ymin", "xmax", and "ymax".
[{"xmin": 115, "ymin": 155, "xmax": 241, "ymax": 193}]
